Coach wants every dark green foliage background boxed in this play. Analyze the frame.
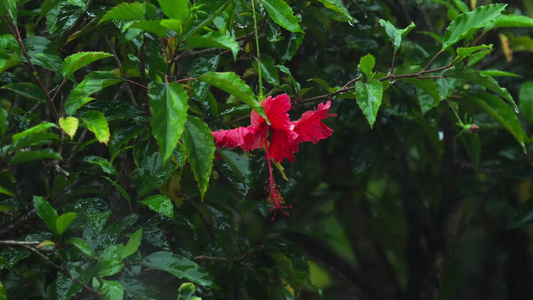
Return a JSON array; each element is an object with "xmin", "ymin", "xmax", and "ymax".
[{"xmin": 1, "ymin": 0, "xmax": 533, "ymax": 299}]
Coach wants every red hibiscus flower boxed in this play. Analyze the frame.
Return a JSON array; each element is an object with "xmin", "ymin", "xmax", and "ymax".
[{"xmin": 212, "ymin": 94, "xmax": 335, "ymax": 220}]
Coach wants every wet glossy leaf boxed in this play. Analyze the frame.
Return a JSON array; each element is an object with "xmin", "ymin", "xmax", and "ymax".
[
  {"xmin": 187, "ymin": 32, "xmax": 239, "ymax": 61},
  {"xmin": 216, "ymin": 149, "xmax": 252, "ymax": 196},
  {"xmin": 379, "ymin": 20, "xmax": 415, "ymax": 50},
  {"xmin": 33, "ymin": 196, "xmax": 58, "ymax": 235},
  {"xmin": 130, "ymin": 20, "xmax": 169, "ymax": 37},
  {"xmin": 62, "ymin": 52, "xmax": 113, "ymax": 79},
  {"xmin": 59, "ymin": 117, "xmax": 79, "ymax": 140},
  {"xmin": 64, "ymin": 237, "xmax": 96, "ymax": 258},
  {"xmin": 182, "ymin": 116, "xmax": 215, "ymax": 201},
  {"xmin": 82, "ymin": 110, "xmax": 110, "ymax": 145},
  {"xmin": 64, "ymin": 71, "xmax": 122, "ymax": 116},
  {"xmin": 519, "ymin": 82, "xmax": 533, "ymax": 124},
  {"xmin": 1, "ymin": 83, "xmax": 47, "ymax": 104},
  {"xmin": 252, "ymin": 54, "xmax": 279, "ymax": 86},
  {"xmin": 316, "ymin": 0, "xmax": 357, "ymax": 23},
  {"xmin": 9, "ymin": 149, "xmax": 62, "ymax": 165},
  {"xmin": 23, "ymin": 36, "xmax": 62, "ymax": 73},
  {"xmin": 103, "ymin": 176, "xmax": 131, "ymax": 206},
  {"xmin": 178, "ymin": 282, "xmax": 200, "ymax": 300},
  {"xmin": 149, "ymin": 82, "xmax": 189, "ymax": 164},
  {"xmin": 77, "ymin": 100, "xmax": 144, "ymax": 121},
  {"xmin": 142, "ymin": 223, "xmax": 171, "ymax": 251},
  {"xmin": 12, "ymin": 122, "xmax": 58, "ymax": 144},
  {"xmin": 280, "ymin": 32, "xmax": 304, "ymax": 63},
  {"xmin": 445, "ymin": 67, "xmax": 516, "ymax": 109},
  {"xmin": 56, "ymin": 212, "xmax": 77, "ymax": 236},
  {"xmin": 400, "ymin": 78, "xmax": 440, "ymax": 114},
  {"xmin": 456, "ymin": 44, "xmax": 493, "ymax": 60},
  {"xmin": 0, "ymin": 247, "xmax": 30, "ymax": 269},
  {"xmin": 109, "ymin": 124, "xmax": 149, "ymax": 162},
  {"xmin": 83, "ymin": 156, "xmax": 117, "ymax": 175},
  {"xmin": 99, "ymin": 2, "xmax": 147, "ymax": 24},
  {"xmin": 356, "ymin": 79, "xmax": 383, "ymax": 128},
  {"xmin": 442, "ymin": 4, "xmax": 506, "ymax": 50},
  {"xmin": 466, "ymin": 93, "xmax": 526, "ymax": 152},
  {"xmin": 139, "ymin": 195, "xmax": 174, "ymax": 219},
  {"xmin": 158, "ymin": 0, "xmax": 188, "ymax": 21},
  {"xmin": 135, "ymin": 152, "xmax": 175, "ymax": 197},
  {"xmin": 262, "ymin": 0, "xmax": 303, "ymax": 33},
  {"xmin": 198, "ymin": 72, "xmax": 267, "ymax": 122},
  {"xmin": 92, "ymin": 279, "xmax": 124, "ymax": 300},
  {"xmin": 0, "ymin": 108, "xmax": 7, "ymax": 138},
  {"xmin": 359, "ymin": 54, "xmax": 375, "ymax": 80},
  {"xmin": 122, "ymin": 228, "xmax": 142, "ymax": 260},
  {"xmin": 142, "ymin": 251, "xmax": 217, "ymax": 288}
]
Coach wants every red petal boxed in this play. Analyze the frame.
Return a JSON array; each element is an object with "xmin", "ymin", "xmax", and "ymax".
[
  {"xmin": 252, "ymin": 94, "xmax": 292, "ymax": 130},
  {"xmin": 268, "ymin": 127, "xmax": 298, "ymax": 163},
  {"xmin": 211, "ymin": 126, "xmax": 255, "ymax": 149},
  {"xmin": 241, "ymin": 124, "xmax": 266, "ymax": 151},
  {"xmin": 292, "ymin": 101, "xmax": 336, "ymax": 144}
]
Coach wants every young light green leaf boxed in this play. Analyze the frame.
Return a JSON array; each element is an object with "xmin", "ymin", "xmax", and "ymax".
[
  {"xmin": 359, "ymin": 54, "xmax": 375, "ymax": 80},
  {"xmin": 356, "ymin": 79, "xmax": 383, "ymax": 128},
  {"xmin": 62, "ymin": 52, "xmax": 113, "ymax": 79},
  {"xmin": 197, "ymin": 72, "xmax": 268, "ymax": 122},
  {"xmin": 316, "ymin": 0, "xmax": 357, "ymax": 23},
  {"xmin": 519, "ymin": 82, "xmax": 533, "ymax": 124},
  {"xmin": 56, "ymin": 212, "xmax": 77, "ymax": 236},
  {"xmin": 178, "ymin": 283, "xmax": 200, "ymax": 300},
  {"xmin": 442, "ymin": 4, "xmax": 507, "ymax": 50},
  {"xmin": 1, "ymin": 83, "xmax": 47, "ymax": 104},
  {"xmin": 82, "ymin": 110, "xmax": 110, "ymax": 145},
  {"xmin": 139, "ymin": 195, "xmax": 174, "ymax": 219},
  {"xmin": 493, "ymin": 14, "xmax": 533, "ymax": 28},
  {"xmin": 99, "ymin": 2, "xmax": 147, "ymax": 24},
  {"xmin": 262, "ymin": 0, "xmax": 304, "ymax": 33},
  {"xmin": 157, "ymin": 0, "xmax": 188, "ymax": 21},
  {"xmin": 59, "ymin": 117, "xmax": 79, "ymax": 140},
  {"xmin": 121, "ymin": 228, "xmax": 142, "ymax": 260},
  {"xmin": 456, "ymin": 44, "xmax": 493, "ymax": 59},
  {"xmin": 466, "ymin": 93, "xmax": 526, "ymax": 152},
  {"xmin": 33, "ymin": 196, "xmax": 58, "ymax": 235},
  {"xmin": 9, "ymin": 149, "xmax": 62, "ymax": 165},
  {"xmin": 182, "ymin": 116, "xmax": 215, "ymax": 201},
  {"xmin": 142, "ymin": 251, "xmax": 217, "ymax": 288},
  {"xmin": 23, "ymin": 36, "xmax": 62, "ymax": 73},
  {"xmin": 445, "ymin": 67, "xmax": 516, "ymax": 109},
  {"xmin": 187, "ymin": 32, "xmax": 239, "ymax": 61},
  {"xmin": 12, "ymin": 122, "xmax": 58, "ymax": 144},
  {"xmin": 149, "ymin": 82, "xmax": 189, "ymax": 164},
  {"xmin": 64, "ymin": 71, "xmax": 122, "ymax": 116},
  {"xmin": 379, "ymin": 20, "xmax": 416, "ymax": 50}
]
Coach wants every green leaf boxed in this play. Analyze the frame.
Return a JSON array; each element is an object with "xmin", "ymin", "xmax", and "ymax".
[
  {"xmin": 129, "ymin": 20, "xmax": 169, "ymax": 37},
  {"xmin": 262, "ymin": 0, "xmax": 303, "ymax": 33},
  {"xmin": 23, "ymin": 36, "xmax": 62, "ymax": 73},
  {"xmin": 92, "ymin": 279, "xmax": 124, "ymax": 300},
  {"xmin": 64, "ymin": 238, "xmax": 96, "ymax": 258},
  {"xmin": 445, "ymin": 67, "xmax": 516, "ymax": 109},
  {"xmin": 442, "ymin": 4, "xmax": 507, "ymax": 50},
  {"xmin": 315, "ymin": 0, "xmax": 357, "ymax": 23},
  {"xmin": 62, "ymin": 52, "xmax": 113, "ymax": 79},
  {"xmin": 121, "ymin": 228, "xmax": 142, "ymax": 260},
  {"xmin": 178, "ymin": 283, "xmax": 200, "ymax": 300},
  {"xmin": 59, "ymin": 117, "xmax": 79, "ymax": 140},
  {"xmin": 142, "ymin": 251, "xmax": 217, "ymax": 288},
  {"xmin": 135, "ymin": 152, "xmax": 175, "ymax": 197},
  {"xmin": 139, "ymin": 195, "xmax": 174, "ymax": 219},
  {"xmin": 493, "ymin": 14, "xmax": 533, "ymax": 28},
  {"xmin": 64, "ymin": 71, "xmax": 122, "ymax": 116},
  {"xmin": 183, "ymin": 1, "xmax": 232, "ymax": 41},
  {"xmin": 466, "ymin": 93, "xmax": 526, "ymax": 152},
  {"xmin": 480, "ymin": 70, "xmax": 520, "ymax": 77},
  {"xmin": 0, "ymin": 107, "xmax": 7, "ymax": 138},
  {"xmin": 400, "ymin": 78, "xmax": 440, "ymax": 114},
  {"xmin": 187, "ymin": 32, "xmax": 239, "ymax": 61},
  {"xmin": 460, "ymin": 133, "xmax": 480, "ymax": 168},
  {"xmin": 0, "ymin": 0, "xmax": 17, "ymax": 22},
  {"xmin": 12, "ymin": 122, "xmax": 58, "ymax": 144},
  {"xmin": 33, "ymin": 196, "xmax": 58, "ymax": 235},
  {"xmin": 252, "ymin": 54, "xmax": 279, "ymax": 86},
  {"xmin": 456, "ymin": 44, "xmax": 493, "ymax": 59},
  {"xmin": 82, "ymin": 110, "xmax": 110, "ymax": 145},
  {"xmin": 83, "ymin": 156, "xmax": 117, "ymax": 175},
  {"xmin": 99, "ymin": 2, "xmax": 147, "ymax": 24},
  {"xmin": 56, "ymin": 212, "xmax": 77, "ymax": 236},
  {"xmin": 359, "ymin": 54, "xmax": 375, "ymax": 79},
  {"xmin": 197, "ymin": 72, "xmax": 267, "ymax": 122},
  {"xmin": 103, "ymin": 176, "xmax": 131, "ymax": 206},
  {"xmin": 182, "ymin": 116, "xmax": 215, "ymax": 201},
  {"xmin": 217, "ymin": 149, "xmax": 252, "ymax": 196},
  {"xmin": 149, "ymin": 82, "xmax": 189, "ymax": 164},
  {"xmin": 158, "ymin": 0, "xmax": 188, "ymax": 21},
  {"xmin": 519, "ymin": 82, "xmax": 533, "ymax": 124},
  {"xmin": 9, "ymin": 149, "xmax": 62, "ymax": 165},
  {"xmin": 109, "ymin": 124, "xmax": 149, "ymax": 162},
  {"xmin": 453, "ymin": 0, "xmax": 469, "ymax": 13},
  {"xmin": 1, "ymin": 83, "xmax": 47, "ymax": 104},
  {"xmin": 379, "ymin": 20, "xmax": 416, "ymax": 50},
  {"xmin": 356, "ymin": 79, "xmax": 383, "ymax": 128}
]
